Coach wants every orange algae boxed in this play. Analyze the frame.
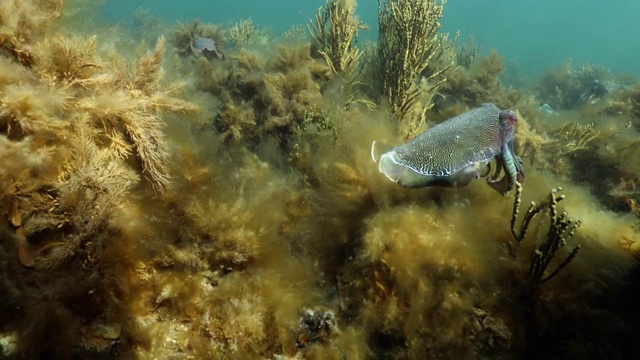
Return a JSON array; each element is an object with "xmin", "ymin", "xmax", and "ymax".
[{"xmin": 0, "ymin": 1, "xmax": 639, "ymax": 359}]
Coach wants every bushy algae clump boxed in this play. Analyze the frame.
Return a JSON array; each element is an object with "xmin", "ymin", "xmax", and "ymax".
[
  {"xmin": 1, "ymin": 0, "xmax": 640, "ymax": 359},
  {"xmin": 0, "ymin": 0, "xmax": 197, "ymax": 357}
]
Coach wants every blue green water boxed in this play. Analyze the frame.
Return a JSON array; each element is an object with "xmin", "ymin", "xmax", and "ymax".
[{"xmin": 100, "ymin": 0, "xmax": 639, "ymax": 77}]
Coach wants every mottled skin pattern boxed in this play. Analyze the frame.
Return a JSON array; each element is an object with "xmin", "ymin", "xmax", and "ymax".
[{"xmin": 373, "ymin": 103, "xmax": 524, "ymax": 195}]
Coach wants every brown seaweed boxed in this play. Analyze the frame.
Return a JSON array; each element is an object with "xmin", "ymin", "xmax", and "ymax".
[{"xmin": 1, "ymin": 1, "xmax": 640, "ymax": 359}]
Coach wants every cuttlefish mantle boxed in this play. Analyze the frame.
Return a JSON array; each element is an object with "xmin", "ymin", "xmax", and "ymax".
[
  {"xmin": 372, "ymin": 103, "xmax": 525, "ymax": 195},
  {"xmin": 191, "ymin": 36, "xmax": 223, "ymax": 59}
]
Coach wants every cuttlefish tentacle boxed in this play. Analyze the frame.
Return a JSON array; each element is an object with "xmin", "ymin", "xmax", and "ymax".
[{"xmin": 487, "ymin": 136, "xmax": 525, "ymax": 195}]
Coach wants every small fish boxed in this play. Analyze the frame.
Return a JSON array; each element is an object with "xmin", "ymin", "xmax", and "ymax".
[{"xmin": 372, "ymin": 103, "xmax": 524, "ymax": 195}]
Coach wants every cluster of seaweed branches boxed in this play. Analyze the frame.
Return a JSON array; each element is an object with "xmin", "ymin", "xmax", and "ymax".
[
  {"xmin": 36, "ymin": 36, "xmax": 198, "ymax": 191},
  {"xmin": 509, "ymin": 182, "xmax": 582, "ymax": 291},
  {"xmin": 551, "ymin": 121, "xmax": 599, "ymax": 155},
  {"xmin": 229, "ymin": 18, "xmax": 255, "ymax": 46},
  {"xmin": 308, "ymin": 0, "xmax": 363, "ymax": 78},
  {"xmin": 0, "ymin": 0, "xmax": 63, "ymax": 67},
  {"xmin": 0, "ymin": 2, "xmax": 197, "ymax": 357},
  {"xmin": 228, "ymin": 18, "xmax": 272, "ymax": 46},
  {"xmin": 190, "ymin": 41, "xmax": 334, "ymax": 153},
  {"xmin": 1, "ymin": 20, "xmax": 197, "ymax": 275},
  {"xmin": 376, "ymin": 0, "xmax": 454, "ymax": 137}
]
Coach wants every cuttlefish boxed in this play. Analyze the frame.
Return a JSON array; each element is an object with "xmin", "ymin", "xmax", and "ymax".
[
  {"xmin": 191, "ymin": 36, "xmax": 224, "ymax": 59},
  {"xmin": 372, "ymin": 103, "xmax": 524, "ymax": 195}
]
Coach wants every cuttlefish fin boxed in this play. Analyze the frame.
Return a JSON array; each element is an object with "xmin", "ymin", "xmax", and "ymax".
[{"xmin": 371, "ymin": 141, "xmax": 393, "ymax": 164}]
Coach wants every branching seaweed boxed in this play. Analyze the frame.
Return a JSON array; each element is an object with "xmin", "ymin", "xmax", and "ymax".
[
  {"xmin": 0, "ymin": 0, "xmax": 63, "ymax": 67},
  {"xmin": 27, "ymin": 120, "xmax": 138, "ymax": 270},
  {"xmin": 510, "ymin": 182, "xmax": 582, "ymax": 291},
  {"xmin": 376, "ymin": 0, "xmax": 454, "ymax": 137},
  {"xmin": 229, "ymin": 18, "xmax": 254, "ymax": 46},
  {"xmin": 308, "ymin": 0, "xmax": 363, "ymax": 78},
  {"xmin": 227, "ymin": 18, "xmax": 272, "ymax": 47},
  {"xmin": 37, "ymin": 35, "xmax": 100, "ymax": 86},
  {"xmin": 82, "ymin": 37, "xmax": 197, "ymax": 191},
  {"xmin": 552, "ymin": 121, "xmax": 599, "ymax": 154}
]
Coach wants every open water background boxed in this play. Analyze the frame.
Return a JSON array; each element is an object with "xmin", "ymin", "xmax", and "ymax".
[{"xmin": 100, "ymin": 0, "xmax": 640, "ymax": 77}]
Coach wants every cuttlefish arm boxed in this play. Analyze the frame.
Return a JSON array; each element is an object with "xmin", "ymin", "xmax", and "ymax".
[{"xmin": 487, "ymin": 139, "xmax": 524, "ymax": 196}]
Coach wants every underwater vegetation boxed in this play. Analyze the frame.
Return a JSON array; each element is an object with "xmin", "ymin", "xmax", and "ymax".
[
  {"xmin": 1, "ymin": 0, "xmax": 640, "ymax": 359},
  {"xmin": 375, "ymin": 0, "xmax": 455, "ymax": 137},
  {"xmin": 455, "ymin": 36, "xmax": 479, "ymax": 70},
  {"xmin": 308, "ymin": 0, "xmax": 362, "ymax": 78},
  {"xmin": 536, "ymin": 59, "xmax": 622, "ymax": 111}
]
